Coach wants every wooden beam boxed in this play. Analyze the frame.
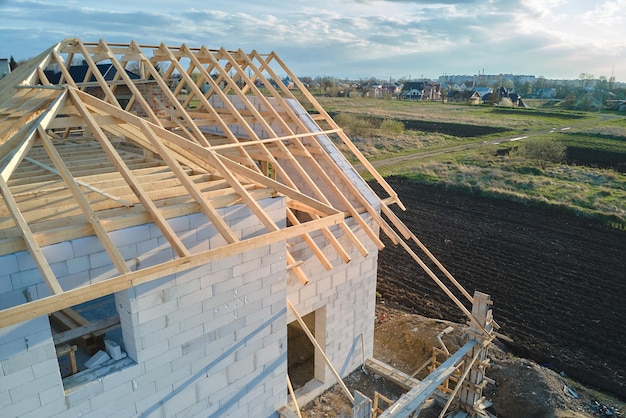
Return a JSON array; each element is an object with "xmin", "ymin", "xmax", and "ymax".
[
  {"xmin": 0, "ymin": 176, "xmax": 63, "ymax": 295},
  {"xmin": 52, "ymin": 315, "xmax": 121, "ymax": 345},
  {"xmin": 68, "ymin": 88, "xmax": 190, "ymax": 258},
  {"xmin": 37, "ymin": 128, "xmax": 130, "ymax": 274},
  {"xmin": 0, "ymin": 211, "xmax": 343, "ymax": 328},
  {"xmin": 378, "ymin": 341, "xmax": 477, "ymax": 417},
  {"xmin": 1, "ymin": 89, "xmax": 68, "ymax": 182},
  {"xmin": 23, "ymin": 156, "xmax": 133, "ymax": 207},
  {"xmin": 138, "ymin": 119, "xmax": 238, "ymax": 244}
]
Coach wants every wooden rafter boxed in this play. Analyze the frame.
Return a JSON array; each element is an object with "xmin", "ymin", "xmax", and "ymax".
[{"xmin": 0, "ymin": 39, "xmax": 491, "ymax": 347}]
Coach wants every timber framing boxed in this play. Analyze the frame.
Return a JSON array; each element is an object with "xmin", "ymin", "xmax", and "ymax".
[{"xmin": 0, "ymin": 39, "xmax": 494, "ymax": 415}]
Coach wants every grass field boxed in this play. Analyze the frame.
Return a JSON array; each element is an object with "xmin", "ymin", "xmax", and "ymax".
[{"xmin": 315, "ymin": 96, "xmax": 626, "ymax": 228}]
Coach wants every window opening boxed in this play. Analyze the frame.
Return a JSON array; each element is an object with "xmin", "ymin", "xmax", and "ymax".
[{"xmin": 50, "ymin": 294, "xmax": 126, "ymax": 379}]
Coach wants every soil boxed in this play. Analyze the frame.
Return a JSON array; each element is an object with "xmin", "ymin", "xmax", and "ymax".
[
  {"xmin": 374, "ymin": 179, "xmax": 626, "ymax": 400},
  {"xmin": 299, "ymin": 179, "xmax": 625, "ymax": 417}
]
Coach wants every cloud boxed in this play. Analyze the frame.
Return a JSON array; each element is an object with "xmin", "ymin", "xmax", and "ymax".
[{"xmin": 1, "ymin": 0, "xmax": 625, "ymax": 81}]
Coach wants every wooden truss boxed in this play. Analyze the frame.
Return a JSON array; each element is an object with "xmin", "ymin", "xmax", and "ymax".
[{"xmin": 0, "ymin": 39, "xmax": 492, "ymax": 351}]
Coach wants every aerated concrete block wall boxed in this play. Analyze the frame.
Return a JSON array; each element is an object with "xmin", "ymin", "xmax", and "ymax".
[
  {"xmin": 0, "ymin": 197, "xmax": 289, "ymax": 418},
  {"xmin": 286, "ymin": 215, "xmax": 379, "ymax": 394}
]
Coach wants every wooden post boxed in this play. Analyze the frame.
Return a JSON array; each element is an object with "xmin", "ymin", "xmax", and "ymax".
[{"xmin": 457, "ymin": 291, "xmax": 493, "ymax": 415}]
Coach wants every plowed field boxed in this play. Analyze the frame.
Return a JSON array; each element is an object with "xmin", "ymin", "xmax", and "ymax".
[{"xmin": 375, "ymin": 178, "xmax": 626, "ymax": 399}]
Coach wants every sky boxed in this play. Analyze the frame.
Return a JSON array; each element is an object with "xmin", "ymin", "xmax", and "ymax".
[{"xmin": 1, "ymin": 0, "xmax": 625, "ymax": 82}]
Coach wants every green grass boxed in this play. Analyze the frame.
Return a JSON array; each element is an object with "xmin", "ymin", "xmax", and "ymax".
[
  {"xmin": 318, "ymin": 97, "xmax": 626, "ymax": 229},
  {"xmin": 378, "ymin": 151, "xmax": 626, "ymax": 228}
]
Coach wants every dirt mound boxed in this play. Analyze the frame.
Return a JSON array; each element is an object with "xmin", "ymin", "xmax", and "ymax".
[{"xmin": 301, "ymin": 306, "xmax": 624, "ymax": 417}]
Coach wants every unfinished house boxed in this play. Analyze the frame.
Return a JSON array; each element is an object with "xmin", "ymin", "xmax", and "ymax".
[{"xmin": 0, "ymin": 39, "xmax": 495, "ymax": 418}]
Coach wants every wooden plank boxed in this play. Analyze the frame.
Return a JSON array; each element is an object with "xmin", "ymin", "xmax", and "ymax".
[
  {"xmin": 142, "ymin": 42, "xmax": 210, "ymax": 146},
  {"xmin": 138, "ymin": 119, "xmax": 238, "ymax": 244},
  {"xmin": 23, "ymin": 156, "xmax": 133, "ymax": 207},
  {"xmin": 38, "ymin": 128, "xmax": 130, "ymax": 273},
  {"xmin": 205, "ymin": 51, "xmax": 367, "ymax": 260},
  {"xmin": 98, "ymin": 39, "xmax": 163, "ymax": 127},
  {"xmin": 74, "ymin": 42, "xmax": 120, "ymax": 106},
  {"xmin": 0, "ymin": 176, "xmax": 63, "ymax": 294},
  {"xmin": 55, "ymin": 344, "xmax": 78, "ymax": 375},
  {"xmin": 52, "ymin": 315, "xmax": 121, "ymax": 345},
  {"xmin": 365, "ymin": 358, "xmax": 421, "ymax": 391},
  {"xmin": 266, "ymin": 51, "xmax": 405, "ymax": 211},
  {"xmin": 0, "ymin": 211, "xmax": 344, "ymax": 328},
  {"xmin": 0, "ymin": 186, "xmax": 274, "ymax": 256},
  {"xmin": 68, "ymin": 88, "xmax": 190, "ymax": 258},
  {"xmin": 1, "ymin": 90, "xmax": 68, "ymax": 182},
  {"xmin": 378, "ymin": 341, "xmax": 477, "ymax": 417}
]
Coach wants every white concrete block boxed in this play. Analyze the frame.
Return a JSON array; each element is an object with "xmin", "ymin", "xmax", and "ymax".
[
  {"xmin": 85, "ymin": 350, "xmax": 111, "ymax": 368},
  {"xmin": 71, "ymin": 235, "xmax": 103, "ymax": 257},
  {"xmin": 89, "ymin": 264, "xmax": 117, "ymax": 283},
  {"xmin": 133, "ymin": 315, "xmax": 168, "ymax": 338},
  {"xmin": 88, "ymin": 250, "xmax": 112, "ymax": 270},
  {"xmin": 163, "ymin": 277, "xmax": 200, "ymax": 302},
  {"xmin": 1, "ymin": 365, "xmax": 34, "ymax": 390},
  {"xmin": 136, "ymin": 237, "xmax": 160, "ymax": 256},
  {"xmin": 105, "ymin": 339, "xmax": 125, "ymax": 360},
  {"xmin": 65, "ymin": 384, "xmax": 92, "ymax": 409},
  {"xmin": 209, "ymin": 253, "xmax": 242, "ymax": 275},
  {"xmin": 226, "ymin": 352, "xmax": 255, "ymax": 384},
  {"xmin": 136, "ymin": 339, "xmax": 169, "ymax": 363},
  {"xmin": 2, "ymin": 345, "xmax": 54, "ymax": 375},
  {"xmin": 15, "ymin": 250, "xmax": 36, "ymax": 271},
  {"xmin": 0, "ymin": 253, "xmax": 18, "ymax": 275},
  {"xmin": 111, "ymin": 223, "xmax": 151, "ymax": 247},
  {"xmin": 10, "ymin": 269, "xmax": 43, "ymax": 290},
  {"xmin": 232, "ymin": 256, "xmax": 262, "ymax": 277},
  {"xmin": 167, "ymin": 214, "xmax": 191, "ymax": 233},
  {"xmin": 32, "ymin": 356, "xmax": 60, "ymax": 380},
  {"xmin": 145, "ymin": 347, "xmax": 184, "ymax": 374},
  {"xmin": 66, "ymin": 255, "xmax": 90, "ymax": 275},
  {"xmin": 117, "ymin": 243, "xmax": 138, "ymax": 261},
  {"xmin": 137, "ymin": 299, "xmax": 177, "ymax": 325},
  {"xmin": 89, "ymin": 373, "xmax": 132, "ymax": 408},
  {"xmin": 42, "ymin": 241, "xmax": 73, "ymax": 264},
  {"xmin": 1, "ymin": 394, "xmax": 41, "ymax": 417},
  {"xmin": 212, "ymin": 275, "xmax": 244, "ymax": 297},
  {"xmin": 133, "ymin": 274, "xmax": 174, "ymax": 298}
]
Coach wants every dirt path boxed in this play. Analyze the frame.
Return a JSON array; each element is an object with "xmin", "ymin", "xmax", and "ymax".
[{"xmin": 374, "ymin": 179, "xmax": 626, "ymax": 399}]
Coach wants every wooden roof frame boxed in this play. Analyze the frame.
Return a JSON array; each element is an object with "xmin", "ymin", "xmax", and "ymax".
[{"xmin": 0, "ymin": 38, "xmax": 491, "ymax": 340}]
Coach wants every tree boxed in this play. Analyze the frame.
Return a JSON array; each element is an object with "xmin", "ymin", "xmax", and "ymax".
[
  {"xmin": 578, "ymin": 72, "xmax": 595, "ymax": 88},
  {"xmin": 518, "ymin": 138, "xmax": 566, "ymax": 169}
]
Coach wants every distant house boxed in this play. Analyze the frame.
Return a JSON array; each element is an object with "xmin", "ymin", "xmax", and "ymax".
[
  {"xmin": 401, "ymin": 81, "xmax": 440, "ymax": 100},
  {"xmin": 447, "ymin": 90, "xmax": 481, "ymax": 105},
  {"xmin": 0, "ymin": 58, "xmax": 10, "ymax": 79},
  {"xmin": 44, "ymin": 63, "xmax": 144, "ymax": 111},
  {"xmin": 472, "ymin": 87, "xmax": 492, "ymax": 98},
  {"xmin": 44, "ymin": 63, "xmax": 141, "ymax": 84}
]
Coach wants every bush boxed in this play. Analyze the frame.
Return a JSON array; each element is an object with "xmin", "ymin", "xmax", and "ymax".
[
  {"xmin": 334, "ymin": 113, "xmax": 373, "ymax": 136},
  {"xmin": 517, "ymin": 138, "xmax": 566, "ymax": 169},
  {"xmin": 379, "ymin": 118, "xmax": 404, "ymax": 134},
  {"xmin": 498, "ymin": 97, "xmax": 514, "ymax": 107}
]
